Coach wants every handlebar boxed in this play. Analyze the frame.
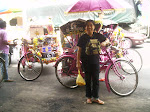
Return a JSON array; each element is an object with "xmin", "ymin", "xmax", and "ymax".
[{"xmin": 101, "ymin": 43, "xmax": 120, "ymax": 55}]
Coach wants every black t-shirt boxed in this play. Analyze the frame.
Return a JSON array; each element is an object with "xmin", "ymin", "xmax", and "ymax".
[{"xmin": 77, "ymin": 32, "xmax": 106, "ymax": 64}]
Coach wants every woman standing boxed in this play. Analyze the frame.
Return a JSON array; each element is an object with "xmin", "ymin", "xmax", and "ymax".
[{"xmin": 76, "ymin": 20, "xmax": 109, "ymax": 104}]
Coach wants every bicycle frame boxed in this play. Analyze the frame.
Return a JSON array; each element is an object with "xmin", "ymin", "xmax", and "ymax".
[
  {"xmin": 100, "ymin": 47, "xmax": 125, "ymax": 92},
  {"xmin": 55, "ymin": 46, "xmax": 125, "ymax": 93},
  {"xmin": 19, "ymin": 41, "xmax": 36, "ymax": 67}
]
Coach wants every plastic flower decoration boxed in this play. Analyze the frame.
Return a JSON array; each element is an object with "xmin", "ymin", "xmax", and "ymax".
[
  {"xmin": 33, "ymin": 37, "xmax": 38, "ymax": 46},
  {"xmin": 111, "ymin": 27, "xmax": 125, "ymax": 47}
]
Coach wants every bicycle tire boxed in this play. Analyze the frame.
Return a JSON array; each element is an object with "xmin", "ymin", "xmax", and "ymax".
[
  {"xmin": 123, "ymin": 48, "xmax": 143, "ymax": 72},
  {"xmin": 0, "ymin": 57, "xmax": 5, "ymax": 83},
  {"xmin": 55, "ymin": 57, "xmax": 78, "ymax": 88},
  {"xmin": 107, "ymin": 60, "xmax": 138, "ymax": 96},
  {"xmin": 18, "ymin": 53, "xmax": 43, "ymax": 81}
]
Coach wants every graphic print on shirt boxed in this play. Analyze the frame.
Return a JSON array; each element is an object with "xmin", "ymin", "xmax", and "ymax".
[{"xmin": 85, "ymin": 39, "xmax": 101, "ymax": 55}]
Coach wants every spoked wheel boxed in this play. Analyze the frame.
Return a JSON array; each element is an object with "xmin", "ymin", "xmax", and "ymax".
[
  {"xmin": 123, "ymin": 48, "xmax": 143, "ymax": 72},
  {"xmin": 18, "ymin": 53, "xmax": 43, "ymax": 81},
  {"xmin": 107, "ymin": 60, "xmax": 138, "ymax": 96},
  {"xmin": 0, "ymin": 57, "xmax": 5, "ymax": 83},
  {"xmin": 55, "ymin": 57, "xmax": 78, "ymax": 88}
]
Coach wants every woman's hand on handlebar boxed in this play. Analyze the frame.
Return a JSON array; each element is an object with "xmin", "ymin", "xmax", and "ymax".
[
  {"xmin": 101, "ymin": 41, "xmax": 111, "ymax": 47},
  {"xmin": 101, "ymin": 38, "xmax": 111, "ymax": 47}
]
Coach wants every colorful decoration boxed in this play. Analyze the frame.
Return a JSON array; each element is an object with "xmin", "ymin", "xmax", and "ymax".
[
  {"xmin": 110, "ymin": 27, "xmax": 124, "ymax": 47},
  {"xmin": 109, "ymin": 27, "xmax": 126, "ymax": 58},
  {"xmin": 32, "ymin": 35, "xmax": 59, "ymax": 64}
]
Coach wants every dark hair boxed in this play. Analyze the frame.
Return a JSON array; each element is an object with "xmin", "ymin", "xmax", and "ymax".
[
  {"xmin": 85, "ymin": 20, "xmax": 95, "ymax": 27},
  {"xmin": 0, "ymin": 20, "xmax": 6, "ymax": 29}
]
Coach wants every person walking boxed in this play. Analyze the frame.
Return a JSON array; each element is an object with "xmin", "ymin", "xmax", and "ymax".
[
  {"xmin": 0, "ymin": 20, "xmax": 16, "ymax": 82},
  {"xmin": 76, "ymin": 20, "xmax": 109, "ymax": 104}
]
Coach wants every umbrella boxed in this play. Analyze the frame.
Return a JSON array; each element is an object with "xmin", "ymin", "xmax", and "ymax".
[{"xmin": 66, "ymin": 0, "xmax": 132, "ymax": 13}]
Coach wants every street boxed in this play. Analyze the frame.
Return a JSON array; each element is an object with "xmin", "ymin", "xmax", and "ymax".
[{"xmin": 0, "ymin": 42, "xmax": 150, "ymax": 112}]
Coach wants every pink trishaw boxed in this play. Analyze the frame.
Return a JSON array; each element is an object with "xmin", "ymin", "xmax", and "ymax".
[{"xmin": 54, "ymin": 19, "xmax": 138, "ymax": 97}]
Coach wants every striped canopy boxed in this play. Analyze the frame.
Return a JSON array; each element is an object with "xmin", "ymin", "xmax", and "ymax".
[{"xmin": 0, "ymin": 8, "xmax": 22, "ymax": 14}]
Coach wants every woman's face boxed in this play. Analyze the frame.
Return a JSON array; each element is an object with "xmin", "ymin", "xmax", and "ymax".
[{"xmin": 85, "ymin": 21, "xmax": 95, "ymax": 34}]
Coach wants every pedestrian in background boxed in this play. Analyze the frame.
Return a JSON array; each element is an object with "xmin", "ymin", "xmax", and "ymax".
[
  {"xmin": 76, "ymin": 20, "xmax": 109, "ymax": 104},
  {"xmin": 0, "ymin": 20, "xmax": 16, "ymax": 82}
]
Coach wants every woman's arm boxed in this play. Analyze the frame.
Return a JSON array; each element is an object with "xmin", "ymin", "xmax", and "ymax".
[{"xmin": 76, "ymin": 46, "xmax": 82, "ymax": 70}]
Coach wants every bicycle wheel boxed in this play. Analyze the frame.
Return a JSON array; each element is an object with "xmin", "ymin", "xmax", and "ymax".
[
  {"xmin": 55, "ymin": 57, "xmax": 78, "ymax": 88},
  {"xmin": 0, "ymin": 57, "xmax": 5, "ymax": 83},
  {"xmin": 123, "ymin": 48, "xmax": 143, "ymax": 72},
  {"xmin": 107, "ymin": 60, "xmax": 138, "ymax": 96},
  {"xmin": 18, "ymin": 53, "xmax": 43, "ymax": 81}
]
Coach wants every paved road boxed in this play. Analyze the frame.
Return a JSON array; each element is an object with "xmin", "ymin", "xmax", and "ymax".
[{"xmin": 0, "ymin": 43, "xmax": 150, "ymax": 112}]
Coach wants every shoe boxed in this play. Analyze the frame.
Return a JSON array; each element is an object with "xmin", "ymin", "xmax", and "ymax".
[
  {"xmin": 86, "ymin": 98, "xmax": 92, "ymax": 104},
  {"xmin": 3, "ymin": 79, "xmax": 14, "ymax": 82},
  {"xmin": 93, "ymin": 99, "xmax": 104, "ymax": 105}
]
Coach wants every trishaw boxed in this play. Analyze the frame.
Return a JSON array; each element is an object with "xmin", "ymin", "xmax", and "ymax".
[
  {"xmin": 54, "ymin": 19, "xmax": 138, "ymax": 97},
  {"xmin": 18, "ymin": 24, "xmax": 60, "ymax": 81}
]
